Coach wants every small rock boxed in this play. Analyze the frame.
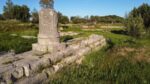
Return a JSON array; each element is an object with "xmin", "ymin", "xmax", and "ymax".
[
  {"xmin": 23, "ymin": 66, "xmax": 30, "ymax": 77},
  {"xmin": 12, "ymin": 67, "xmax": 24, "ymax": 79}
]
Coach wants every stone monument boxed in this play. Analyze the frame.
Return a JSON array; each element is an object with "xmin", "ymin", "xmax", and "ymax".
[{"xmin": 32, "ymin": 0, "xmax": 65, "ymax": 54}]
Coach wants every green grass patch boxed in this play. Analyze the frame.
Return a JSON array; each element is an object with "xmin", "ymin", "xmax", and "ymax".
[
  {"xmin": 49, "ymin": 43, "xmax": 150, "ymax": 84},
  {"xmin": 49, "ymin": 26, "xmax": 150, "ymax": 84},
  {"xmin": 0, "ymin": 33, "xmax": 37, "ymax": 54}
]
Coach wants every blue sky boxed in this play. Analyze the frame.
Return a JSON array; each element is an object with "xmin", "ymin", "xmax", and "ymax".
[{"xmin": 0, "ymin": 0, "xmax": 150, "ymax": 17}]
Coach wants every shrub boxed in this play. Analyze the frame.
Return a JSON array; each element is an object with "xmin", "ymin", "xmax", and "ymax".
[
  {"xmin": 0, "ymin": 14, "xmax": 5, "ymax": 20},
  {"xmin": 125, "ymin": 15, "xmax": 144, "ymax": 38},
  {"xmin": 129, "ymin": 3, "xmax": 150, "ymax": 34}
]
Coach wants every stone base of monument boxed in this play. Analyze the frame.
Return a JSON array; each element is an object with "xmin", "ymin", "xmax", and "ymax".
[
  {"xmin": 32, "ymin": 43, "xmax": 66, "ymax": 55},
  {"xmin": 32, "ymin": 34, "xmax": 66, "ymax": 55}
]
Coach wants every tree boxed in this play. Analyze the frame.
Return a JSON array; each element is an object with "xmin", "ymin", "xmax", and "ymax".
[
  {"xmin": 138, "ymin": 3, "xmax": 150, "ymax": 31},
  {"xmin": 20, "ymin": 5, "xmax": 30, "ymax": 22},
  {"xmin": 125, "ymin": 15, "xmax": 144, "ymax": 38},
  {"xmin": 31, "ymin": 9, "xmax": 39, "ymax": 23},
  {"xmin": 71, "ymin": 16, "xmax": 88, "ymax": 24},
  {"xmin": 3, "ymin": 0, "xmax": 30, "ymax": 22},
  {"xmin": 12, "ymin": 5, "xmax": 30, "ymax": 22},
  {"xmin": 71, "ymin": 16, "xmax": 80, "ymax": 24},
  {"xmin": 3, "ymin": 0, "xmax": 14, "ymax": 19},
  {"xmin": 130, "ymin": 3, "xmax": 150, "ymax": 33},
  {"xmin": 0, "ymin": 14, "xmax": 4, "ymax": 20},
  {"xmin": 40, "ymin": 0, "xmax": 54, "ymax": 9},
  {"xmin": 90, "ymin": 16, "xmax": 99, "ymax": 24},
  {"xmin": 58, "ymin": 12, "xmax": 69, "ymax": 24}
]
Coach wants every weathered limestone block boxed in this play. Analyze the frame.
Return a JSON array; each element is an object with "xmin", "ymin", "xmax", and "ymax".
[
  {"xmin": 89, "ymin": 44, "xmax": 95, "ymax": 49},
  {"xmin": 94, "ymin": 41, "xmax": 101, "ymax": 47},
  {"xmin": 23, "ymin": 66, "xmax": 30, "ymax": 77},
  {"xmin": 81, "ymin": 40, "xmax": 89, "ymax": 46},
  {"xmin": 49, "ymin": 52, "xmax": 64, "ymax": 64},
  {"xmin": 79, "ymin": 41, "xmax": 87, "ymax": 48},
  {"xmin": 89, "ymin": 34, "xmax": 102, "ymax": 40},
  {"xmin": 76, "ymin": 56, "xmax": 85, "ymax": 65},
  {"xmin": 43, "ymin": 68, "xmax": 55, "ymax": 77},
  {"xmin": 87, "ymin": 34, "xmax": 103, "ymax": 44},
  {"xmin": 29, "ymin": 60, "xmax": 42, "ymax": 72},
  {"xmin": 32, "ymin": 44, "xmax": 48, "ymax": 54},
  {"xmin": 69, "ymin": 44, "xmax": 80, "ymax": 50},
  {"xmin": 1, "ymin": 71, "xmax": 13, "ymax": 84},
  {"xmin": 0, "ymin": 65, "xmax": 13, "ymax": 74},
  {"xmin": 13, "ymin": 60, "xmax": 32, "ymax": 67},
  {"xmin": 62, "ymin": 47, "xmax": 74, "ymax": 57},
  {"xmin": 62, "ymin": 55, "xmax": 79, "ymax": 64},
  {"xmin": 77, "ymin": 47, "xmax": 91, "ymax": 56},
  {"xmin": 53, "ymin": 64, "xmax": 63, "ymax": 72},
  {"xmin": 28, "ymin": 58, "xmax": 51, "ymax": 73},
  {"xmin": 43, "ymin": 47, "xmax": 74, "ymax": 64},
  {"xmin": 12, "ymin": 67, "xmax": 24, "ymax": 79},
  {"xmin": 38, "ymin": 58, "xmax": 51, "ymax": 67},
  {"xmin": 12, "ymin": 64, "xmax": 30, "ymax": 78},
  {"xmin": 49, "ymin": 43, "xmax": 66, "ymax": 52}
]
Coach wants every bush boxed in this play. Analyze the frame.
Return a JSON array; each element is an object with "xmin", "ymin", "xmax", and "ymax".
[
  {"xmin": 58, "ymin": 12, "xmax": 69, "ymax": 24},
  {"xmin": 129, "ymin": 3, "xmax": 150, "ymax": 34},
  {"xmin": 0, "ymin": 14, "xmax": 5, "ymax": 20},
  {"xmin": 31, "ymin": 9, "xmax": 39, "ymax": 24},
  {"xmin": 125, "ymin": 15, "xmax": 144, "ymax": 38}
]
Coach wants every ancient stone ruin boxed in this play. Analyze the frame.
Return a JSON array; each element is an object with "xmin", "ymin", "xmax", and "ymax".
[
  {"xmin": 0, "ymin": 1, "xmax": 106, "ymax": 84},
  {"xmin": 32, "ymin": 8, "xmax": 65, "ymax": 55}
]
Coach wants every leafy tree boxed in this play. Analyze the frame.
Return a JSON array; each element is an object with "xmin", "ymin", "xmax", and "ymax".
[
  {"xmin": 58, "ymin": 12, "xmax": 69, "ymax": 24},
  {"xmin": 90, "ymin": 16, "xmax": 99, "ymax": 24},
  {"xmin": 71, "ymin": 15, "xmax": 124, "ymax": 24},
  {"xmin": 3, "ymin": 0, "xmax": 14, "ymax": 19},
  {"xmin": 40, "ymin": 0, "xmax": 54, "ymax": 8},
  {"xmin": 71, "ymin": 16, "xmax": 88, "ymax": 24},
  {"xmin": 71, "ymin": 16, "xmax": 81, "ymax": 24},
  {"xmin": 20, "ymin": 5, "xmax": 30, "ymax": 22},
  {"xmin": 31, "ymin": 9, "xmax": 39, "ymax": 23},
  {"xmin": 97, "ymin": 15, "xmax": 124, "ymax": 23},
  {"xmin": 130, "ymin": 3, "xmax": 150, "ymax": 33},
  {"xmin": 3, "ymin": 0, "xmax": 30, "ymax": 22},
  {"xmin": 125, "ymin": 15, "xmax": 144, "ymax": 38},
  {"xmin": 138, "ymin": 3, "xmax": 150, "ymax": 31},
  {"xmin": 0, "ymin": 14, "xmax": 4, "ymax": 20},
  {"xmin": 12, "ymin": 5, "xmax": 30, "ymax": 22}
]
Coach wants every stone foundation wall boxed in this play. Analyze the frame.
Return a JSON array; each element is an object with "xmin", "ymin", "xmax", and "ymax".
[{"xmin": 0, "ymin": 34, "xmax": 106, "ymax": 84}]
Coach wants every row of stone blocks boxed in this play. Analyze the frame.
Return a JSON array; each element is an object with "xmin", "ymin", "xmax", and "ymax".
[{"xmin": 0, "ymin": 34, "xmax": 106, "ymax": 84}]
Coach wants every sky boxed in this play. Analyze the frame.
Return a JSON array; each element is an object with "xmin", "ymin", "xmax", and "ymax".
[{"xmin": 0, "ymin": 0, "xmax": 150, "ymax": 17}]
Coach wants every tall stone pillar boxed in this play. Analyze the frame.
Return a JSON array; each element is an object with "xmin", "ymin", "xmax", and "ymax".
[{"xmin": 32, "ymin": 8, "xmax": 64, "ymax": 54}]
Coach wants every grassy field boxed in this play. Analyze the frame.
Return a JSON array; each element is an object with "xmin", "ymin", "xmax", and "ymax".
[
  {"xmin": 0, "ymin": 20, "xmax": 149, "ymax": 83},
  {"xmin": 0, "ymin": 20, "xmax": 38, "ymax": 54},
  {"xmin": 49, "ymin": 25, "xmax": 150, "ymax": 84}
]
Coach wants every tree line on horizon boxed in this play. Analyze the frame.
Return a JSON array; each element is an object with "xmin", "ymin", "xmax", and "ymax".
[{"xmin": 0, "ymin": 0, "xmax": 124, "ymax": 24}]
